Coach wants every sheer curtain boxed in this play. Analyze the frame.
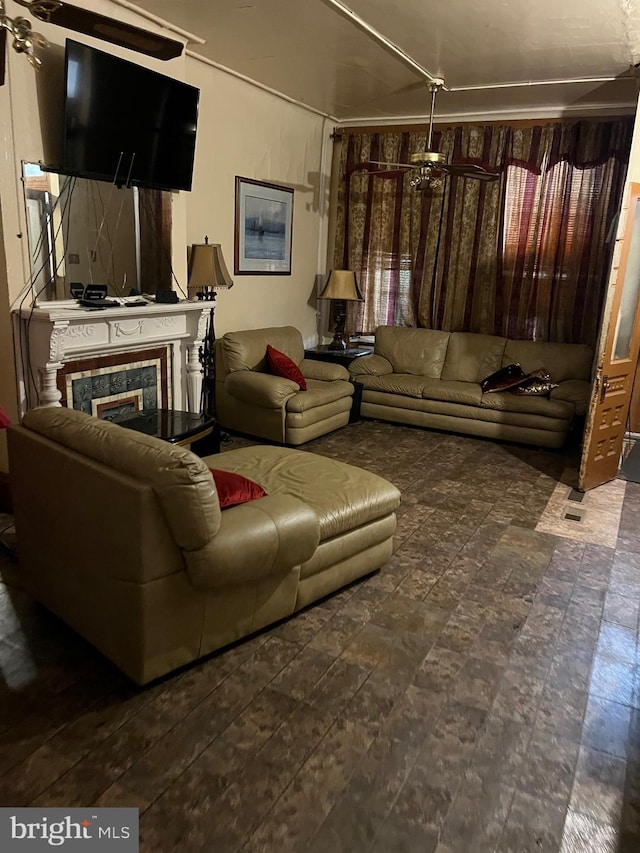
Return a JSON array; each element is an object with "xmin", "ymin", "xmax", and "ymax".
[
  {"xmin": 499, "ymin": 122, "xmax": 631, "ymax": 343},
  {"xmin": 333, "ymin": 119, "xmax": 632, "ymax": 345}
]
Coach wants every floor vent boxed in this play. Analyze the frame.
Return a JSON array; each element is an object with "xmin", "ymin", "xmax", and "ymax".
[
  {"xmin": 564, "ymin": 511, "xmax": 583, "ymax": 522},
  {"xmin": 567, "ymin": 489, "xmax": 584, "ymax": 502}
]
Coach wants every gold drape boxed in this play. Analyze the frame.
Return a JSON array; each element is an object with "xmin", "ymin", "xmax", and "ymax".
[{"xmin": 333, "ymin": 119, "xmax": 632, "ymax": 344}]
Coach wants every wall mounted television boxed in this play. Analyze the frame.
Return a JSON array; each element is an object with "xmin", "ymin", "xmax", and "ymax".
[{"xmin": 60, "ymin": 39, "xmax": 200, "ymax": 192}]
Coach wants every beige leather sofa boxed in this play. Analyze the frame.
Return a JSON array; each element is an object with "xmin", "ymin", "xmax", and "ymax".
[
  {"xmin": 9, "ymin": 407, "xmax": 400, "ymax": 685},
  {"xmin": 216, "ymin": 326, "xmax": 354, "ymax": 444},
  {"xmin": 349, "ymin": 326, "xmax": 594, "ymax": 448}
]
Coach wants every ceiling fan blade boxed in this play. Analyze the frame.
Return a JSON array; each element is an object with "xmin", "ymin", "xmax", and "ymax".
[
  {"xmin": 366, "ymin": 160, "xmax": 413, "ymax": 170},
  {"xmin": 0, "ymin": 29, "xmax": 5, "ymax": 86},
  {"xmin": 15, "ymin": 0, "xmax": 183, "ymax": 60},
  {"xmin": 443, "ymin": 163, "xmax": 500, "ymax": 182},
  {"xmin": 468, "ymin": 171, "xmax": 500, "ymax": 182}
]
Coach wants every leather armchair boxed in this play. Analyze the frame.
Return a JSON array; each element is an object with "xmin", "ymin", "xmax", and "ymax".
[{"xmin": 216, "ymin": 326, "xmax": 354, "ymax": 444}]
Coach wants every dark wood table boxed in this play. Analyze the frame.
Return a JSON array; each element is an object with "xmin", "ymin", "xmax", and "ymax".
[
  {"xmin": 304, "ymin": 344, "xmax": 372, "ymax": 368},
  {"xmin": 111, "ymin": 408, "xmax": 220, "ymax": 456}
]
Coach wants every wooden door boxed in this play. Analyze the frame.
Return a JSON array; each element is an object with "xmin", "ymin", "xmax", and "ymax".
[
  {"xmin": 628, "ymin": 357, "xmax": 640, "ymax": 435},
  {"xmin": 580, "ymin": 183, "xmax": 640, "ymax": 490}
]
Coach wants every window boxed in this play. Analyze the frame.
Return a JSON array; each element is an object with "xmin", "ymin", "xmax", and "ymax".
[{"xmin": 501, "ymin": 160, "xmax": 613, "ymax": 342}]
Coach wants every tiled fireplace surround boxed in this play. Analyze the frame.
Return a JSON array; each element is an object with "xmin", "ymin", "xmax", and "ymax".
[{"xmin": 14, "ymin": 300, "xmax": 211, "ymax": 417}]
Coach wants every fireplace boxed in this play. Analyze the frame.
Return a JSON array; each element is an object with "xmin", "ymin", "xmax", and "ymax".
[
  {"xmin": 14, "ymin": 300, "xmax": 210, "ymax": 416},
  {"xmin": 56, "ymin": 346, "xmax": 171, "ymax": 419}
]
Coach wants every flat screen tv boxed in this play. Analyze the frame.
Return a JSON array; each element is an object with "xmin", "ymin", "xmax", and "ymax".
[{"xmin": 61, "ymin": 39, "xmax": 200, "ymax": 192}]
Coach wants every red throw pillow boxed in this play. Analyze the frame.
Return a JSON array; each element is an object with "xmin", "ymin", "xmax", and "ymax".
[
  {"xmin": 266, "ymin": 344, "xmax": 307, "ymax": 390},
  {"xmin": 209, "ymin": 469, "xmax": 266, "ymax": 509}
]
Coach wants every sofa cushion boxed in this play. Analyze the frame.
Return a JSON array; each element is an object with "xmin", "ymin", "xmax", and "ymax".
[
  {"xmin": 301, "ymin": 359, "xmax": 349, "ymax": 381},
  {"xmin": 503, "ymin": 340, "xmax": 593, "ymax": 383},
  {"xmin": 441, "ymin": 333, "xmax": 507, "ymax": 383},
  {"xmin": 348, "ymin": 353, "xmax": 393, "ymax": 377},
  {"xmin": 267, "ymin": 344, "xmax": 307, "ymax": 390},
  {"xmin": 210, "ymin": 444, "xmax": 401, "ymax": 541},
  {"xmin": 550, "ymin": 380, "xmax": 592, "ymax": 416},
  {"xmin": 479, "ymin": 391, "xmax": 574, "ymax": 418},
  {"xmin": 375, "ymin": 326, "xmax": 451, "ymax": 378},
  {"xmin": 209, "ymin": 469, "xmax": 266, "ymax": 509},
  {"xmin": 421, "ymin": 379, "xmax": 484, "ymax": 406},
  {"xmin": 285, "ymin": 378, "xmax": 353, "ymax": 412},
  {"xmin": 223, "ymin": 326, "xmax": 305, "ymax": 373},
  {"xmin": 358, "ymin": 373, "xmax": 426, "ymax": 398}
]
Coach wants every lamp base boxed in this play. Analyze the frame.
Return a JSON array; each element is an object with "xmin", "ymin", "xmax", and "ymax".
[
  {"xmin": 328, "ymin": 333, "xmax": 347, "ymax": 351},
  {"xmin": 328, "ymin": 306, "xmax": 347, "ymax": 350}
]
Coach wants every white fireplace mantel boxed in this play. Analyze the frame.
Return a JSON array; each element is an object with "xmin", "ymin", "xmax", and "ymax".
[{"xmin": 14, "ymin": 299, "xmax": 212, "ymax": 414}]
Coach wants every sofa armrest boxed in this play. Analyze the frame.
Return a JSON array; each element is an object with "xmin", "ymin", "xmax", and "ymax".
[
  {"xmin": 348, "ymin": 354, "xmax": 393, "ymax": 377},
  {"xmin": 549, "ymin": 379, "xmax": 592, "ymax": 417},
  {"xmin": 225, "ymin": 370, "xmax": 299, "ymax": 408},
  {"xmin": 184, "ymin": 494, "xmax": 320, "ymax": 588},
  {"xmin": 300, "ymin": 359, "xmax": 349, "ymax": 381}
]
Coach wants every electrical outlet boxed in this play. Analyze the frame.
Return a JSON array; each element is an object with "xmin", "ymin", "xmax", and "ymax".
[{"xmin": 68, "ymin": 253, "xmax": 80, "ymax": 264}]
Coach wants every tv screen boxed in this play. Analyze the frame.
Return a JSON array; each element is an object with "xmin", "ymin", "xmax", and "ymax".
[{"xmin": 61, "ymin": 39, "xmax": 199, "ymax": 192}]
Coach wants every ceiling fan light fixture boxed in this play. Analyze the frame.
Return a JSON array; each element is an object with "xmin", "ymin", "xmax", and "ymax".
[
  {"xmin": 410, "ymin": 151, "xmax": 446, "ymax": 167},
  {"xmin": 1, "ymin": 0, "xmax": 184, "ymax": 77},
  {"xmin": 410, "ymin": 174, "xmax": 442, "ymax": 191},
  {"xmin": 19, "ymin": 0, "xmax": 63, "ymax": 23},
  {"xmin": 0, "ymin": 4, "xmax": 48, "ymax": 70},
  {"xmin": 359, "ymin": 76, "xmax": 498, "ymax": 188}
]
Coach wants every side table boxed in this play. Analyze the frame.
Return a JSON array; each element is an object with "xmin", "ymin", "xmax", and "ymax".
[
  {"xmin": 304, "ymin": 344, "xmax": 371, "ymax": 369},
  {"xmin": 111, "ymin": 408, "xmax": 220, "ymax": 456},
  {"xmin": 304, "ymin": 345, "xmax": 371, "ymax": 422}
]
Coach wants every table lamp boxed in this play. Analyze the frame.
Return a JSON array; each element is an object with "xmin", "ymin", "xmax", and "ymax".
[
  {"xmin": 187, "ymin": 236, "xmax": 234, "ymax": 300},
  {"xmin": 318, "ymin": 269, "xmax": 363, "ymax": 350},
  {"xmin": 187, "ymin": 236, "xmax": 234, "ymax": 417}
]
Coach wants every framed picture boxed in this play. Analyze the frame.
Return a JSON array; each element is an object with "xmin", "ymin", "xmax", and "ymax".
[{"xmin": 234, "ymin": 177, "xmax": 294, "ymax": 275}]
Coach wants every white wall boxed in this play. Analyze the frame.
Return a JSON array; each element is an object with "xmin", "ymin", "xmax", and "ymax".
[{"xmin": 185, "ymin": 57, "xmax": 331, "ymax": 344}]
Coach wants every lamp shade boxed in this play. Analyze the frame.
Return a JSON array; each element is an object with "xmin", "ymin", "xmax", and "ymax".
[
  {"xmin": 318, "ymin": 269, "xmax": 363, "ymax": 301},
  {"xmin": 188, "ymin": 241, "xmax": 234, "ymax": 290}
]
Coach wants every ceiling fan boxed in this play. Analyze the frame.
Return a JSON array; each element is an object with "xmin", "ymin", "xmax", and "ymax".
[
  {"xmin": 367, "ymin": 80, "xmax": 499, "ymax": 190},
  {"xmin": 0, "ymin": 0, "xmax": 183, "ymax": 84}
]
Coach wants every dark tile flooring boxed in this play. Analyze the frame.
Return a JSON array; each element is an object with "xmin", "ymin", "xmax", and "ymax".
[{"xmin": 1, "ymin": 420, "xmax": 639, "ymax": 852}]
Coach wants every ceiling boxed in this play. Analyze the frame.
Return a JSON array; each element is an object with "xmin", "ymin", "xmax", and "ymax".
[{"xmin": 133, "ymin": 0, "xmax": 640, "ymax": 123}]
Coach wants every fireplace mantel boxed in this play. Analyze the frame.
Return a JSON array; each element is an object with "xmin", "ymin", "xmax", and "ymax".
[{"xmin": 14, "ymin": 299, "xmax": 211, "ymax": 414}]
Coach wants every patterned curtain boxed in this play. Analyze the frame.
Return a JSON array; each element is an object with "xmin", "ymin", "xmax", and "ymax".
[{"xmin": 333, "ymin": 119, "xmax": 632, "ymax": 345}]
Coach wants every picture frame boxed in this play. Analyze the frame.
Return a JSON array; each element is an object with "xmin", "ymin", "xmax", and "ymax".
[{"xmin": 234, "ymin": 177, "xmax": 294, "ymax": 275}]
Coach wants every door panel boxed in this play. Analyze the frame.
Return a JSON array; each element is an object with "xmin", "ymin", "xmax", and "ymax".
[
  {"xmin": 627, "ymin": 358, "xmax": 640, "ymax": 433},
  {"xmin": 580, "ymin": 183, "xmax": 640, "ymax": 490}
]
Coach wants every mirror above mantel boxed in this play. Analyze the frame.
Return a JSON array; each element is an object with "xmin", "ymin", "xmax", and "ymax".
[{"xmin": 22, "ymin": 162, "xmax": 173, "ymax": 302}]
